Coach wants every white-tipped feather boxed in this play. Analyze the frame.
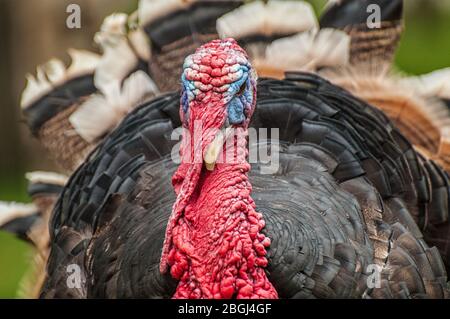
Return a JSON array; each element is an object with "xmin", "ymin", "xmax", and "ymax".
[
  {"xmin": 94, "ymin": 40, "xmax": 139, "ymax": 95},
  {"xmin": 266, "ymin": 31, "xmax": 315, "ymax": 70},
  {"xmin": 25, "ymin": 171, "xmax": 68, "ymax": 187},
  {"xmin": 127, "ymin": 11, "xmax": 151, "ymax": 60},
  {"xmin": 69, "ymin": 94, "xmax": 113, "ymax": 143},
  {"xmin": 402, "ymin": 68, "xmax": 450, "ymax": 100},
  {"xmin": 325, "ymin": 0, "xmax": 341, "ymax": 7},
  {"xmin": 21, "ymin": 73, "xmax": 52, "ymax": 109},
  {"xmin": 0, "ymin": 202, "xmax": 37, "ymax": 227},
  {"xmin": 66, "ymin": 49, "xmax": 101, "ymax": 78},
  {"xmin": 217, "ymin": 0, "xmax": 317, "ymax": 39},
  {"xmin": 120, "ymin": 70, "xmax": 159, "ymax": 107},
  {"xmin": 217, "ymin": 1, "xmax": 265, "ymax": 39},
  {"xmin": 70, "ymin": 13, "xmax": 157, "ymax": 142},
  {"xmin": 101, "ymin": 13, "xmax": 128, "ymax": 35},
  {"xmin": 94, "ymin": 13, "xmax": 128, "ymax": 50},
  {"xmin": 20, "ymin": 50, "xmax": 100, "ymax": 109},
  {"xmin": 70, "ymin": 70, "xmax": 159, "ymax": 142},
  {"xmin": 128, "ymin": 11, "xmax": 152, "ymax": 61},
  {"xmin": 308, "ymin": 28, "xmax": 350, "ymax": 67},
  {"xmin": 138, "ymin": 0, "xmax": 195, "ymax": 27},
  {"xmin": 265, "ymin": 0, "xmax": 318, "ymax": 35},
  {"xmin": 264, "ymin": 28, "xmax": 350, "ymax": 72},
  {"xmin": 41, "ymin": 59, "xmax": 66, "ymax": 85},
  {"xmin": 128, "ymin": 28, "xmax": 152, "ymax": 61},
  {"xmin": 94, "ymin": 13, "xmax": 145, "ymax": 94},
  {"xmin": 35, "ymin": 66, "xmax": 50, "ymax": 85}
]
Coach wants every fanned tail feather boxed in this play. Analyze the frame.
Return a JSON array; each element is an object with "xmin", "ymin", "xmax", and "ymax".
[
  {"xmin": 0, "ymin": 202, "xmax": 40, "ymax": 242},
  {"xmin": 320, "ymin": 0, "xmax": 403, "ymax": 74},
  {"xmin": 20, "ymin": 12, "xmax": 158, "ymax": 173},
  {"xmin": 17, "ymin": 172, "xmax": 67, "ymax": 298}
]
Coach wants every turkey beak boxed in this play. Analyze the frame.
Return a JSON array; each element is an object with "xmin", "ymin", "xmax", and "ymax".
[{"xmin": 204, "ymin": 120, "xmax": 233, "ymax": 171}]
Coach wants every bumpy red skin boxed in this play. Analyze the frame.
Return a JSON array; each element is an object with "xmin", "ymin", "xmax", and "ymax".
[{"xmin": 160, "ymin": 39, "xmax": 278, "ymax": 299}]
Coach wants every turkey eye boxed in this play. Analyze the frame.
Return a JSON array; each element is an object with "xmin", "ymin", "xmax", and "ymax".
[{"xmin": 236, "ymin": 82, "xmax": 246, "ymax": 96}]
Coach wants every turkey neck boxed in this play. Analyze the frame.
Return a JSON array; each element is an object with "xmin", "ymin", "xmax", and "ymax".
[{"xmin": 163, "ymin": 133, "xmax": 278, "ymax": 299}]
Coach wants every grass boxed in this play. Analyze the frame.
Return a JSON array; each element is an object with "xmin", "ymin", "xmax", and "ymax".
[
  {"xmin": 0, "ymin": 233, "xmax": 32, "ymax": 298},
  {"xmin": 0, "ymin": 175, "xmax": 32, "ymax": 298},
  {"xmin": 396, "ymin": 8, "xmax": 450, "ymax": 74}
]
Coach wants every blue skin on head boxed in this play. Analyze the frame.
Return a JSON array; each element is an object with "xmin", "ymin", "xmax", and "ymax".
[
  {"xmin": 181, "ymin": 64, "xmax": 253, "ymax": 126},
  {"xmin": 227, "ymin": 73, "xmax": 252, "ymax": 125}
]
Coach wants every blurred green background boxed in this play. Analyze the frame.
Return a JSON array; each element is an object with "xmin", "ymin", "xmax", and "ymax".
[{"xmin": 0, "ymin": 0, "xmax": 449, "ymax": 298}]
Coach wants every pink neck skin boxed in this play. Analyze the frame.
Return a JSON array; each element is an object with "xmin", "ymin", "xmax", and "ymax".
[{"xmin": 161, "ymin": 126, "xmax": 278, "ymax": 299}]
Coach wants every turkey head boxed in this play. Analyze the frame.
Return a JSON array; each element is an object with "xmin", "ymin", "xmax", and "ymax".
[{"xmin": 160, "ymin": 38, "xmax": 277, "ymax": 299}]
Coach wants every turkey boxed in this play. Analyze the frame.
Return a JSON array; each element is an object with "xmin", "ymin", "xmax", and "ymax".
[
  {"xmin": 10, "ymin": 0, "xmax": 349, "ymax": 298},
  {"xmin": 14, "ymin": 0, "xmax": 352, "ymax": 262},
  {"xmin": 2, "ymin": 0, "xmax": 448, "ymax": 297},
  {"xmin": 37, "ymin": 38, "xmax": 450, "ymax": 299}
]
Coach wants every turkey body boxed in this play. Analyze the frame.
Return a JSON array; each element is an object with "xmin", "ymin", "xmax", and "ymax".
[{"xmin": 41, "ymin": 73, "xmax": 449, "ymax": 299}]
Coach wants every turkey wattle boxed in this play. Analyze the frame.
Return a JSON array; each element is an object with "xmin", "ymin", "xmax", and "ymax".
[
  {"xmin": 159, "ymin": 39, "xmax": 277, "ymax": 298},
  {"xmin": 39, "ymin": 39, "xmax": 450, "ymax": 299}
]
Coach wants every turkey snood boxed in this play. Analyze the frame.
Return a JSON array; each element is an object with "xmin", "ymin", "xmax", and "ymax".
[{"xmin": 160, "ymin": 39, "xmax": 277, "ymax": 299}]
